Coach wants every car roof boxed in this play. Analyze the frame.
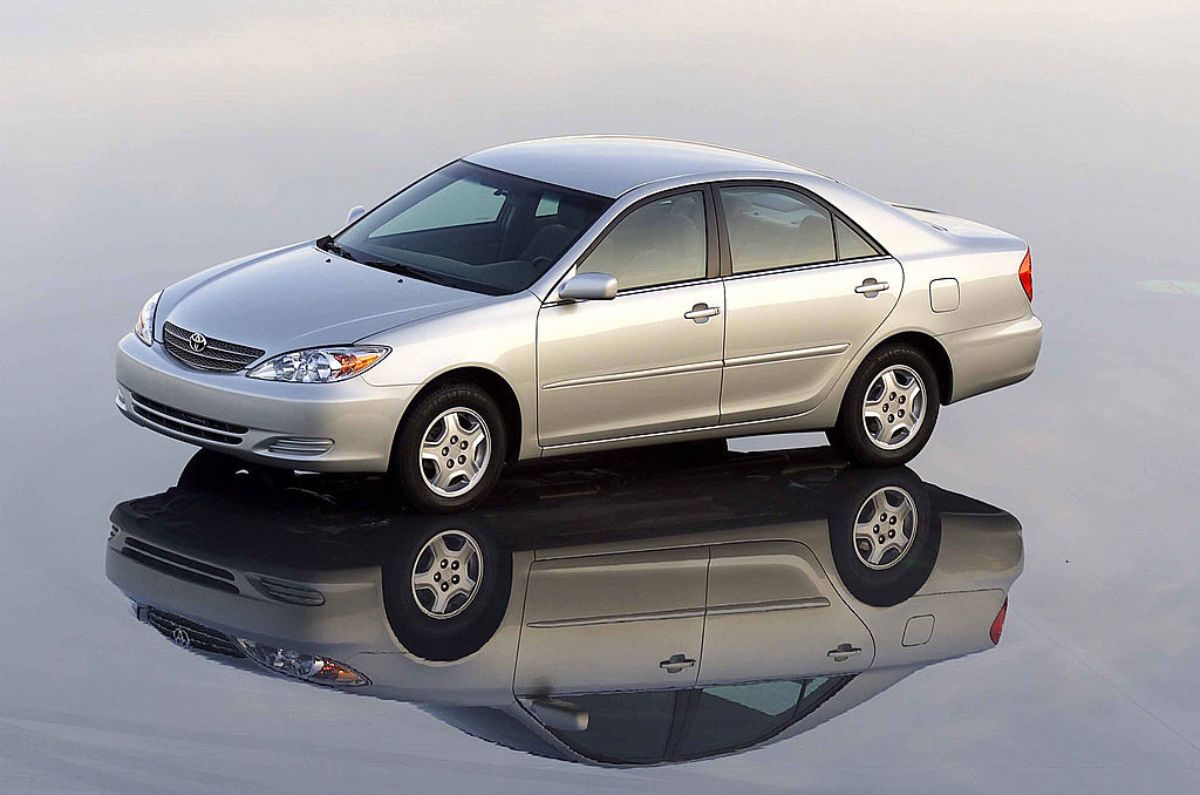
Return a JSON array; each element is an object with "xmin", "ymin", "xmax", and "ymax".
[{"xmin": 463, "ymin": 136, "xmax": 817, "ymax": 198}]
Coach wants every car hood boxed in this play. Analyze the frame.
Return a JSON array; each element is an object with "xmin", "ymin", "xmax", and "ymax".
[{"xmin": 158, "ymin": 243, "xmax": 488, "ymax": 354}]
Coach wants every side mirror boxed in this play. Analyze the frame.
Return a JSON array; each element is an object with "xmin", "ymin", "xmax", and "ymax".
[
  {"xmin": 559, "ymin": 272, "xmax": 618, "ymax": 302},
  {"xmin": 526, "ymin": 698, "xmax": 589, "ymax": 732},
  {"xmin": 346, "ymin": 205, "xmax": 367, "ymax": 225}
]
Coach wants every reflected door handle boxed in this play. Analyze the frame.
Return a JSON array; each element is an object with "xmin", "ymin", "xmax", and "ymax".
[
  {"xmin": 683, "ymin": 303, "xmax": 721, "ymax": 323},
  {"xmin": 659, "ymin": 653, "xmax": 697, "ymax": 673},
  {"xmin": 827, "ymin": 643, "xmax": 862, "ymax": 662},
  {"xmin": 855, "ymin": 279, "xmax": 890, "ymax": 297}
]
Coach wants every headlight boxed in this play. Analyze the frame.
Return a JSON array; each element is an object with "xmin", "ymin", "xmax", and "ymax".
[
  {"xmin": 134, "ymin": 290, "xmax": 162, "ymax": 346},
  {"xmin": 246, "ymin": 346, "xmax": 389, "ymax": 383},
  {"xmin": 237, "ymin": 639, "xmax": 369, "ymax": 687}
]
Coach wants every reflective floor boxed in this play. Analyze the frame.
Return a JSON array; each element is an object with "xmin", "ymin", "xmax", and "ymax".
[{"xmin": 3, "ymin": 3, "xmax": 1200, "ymax": 792}]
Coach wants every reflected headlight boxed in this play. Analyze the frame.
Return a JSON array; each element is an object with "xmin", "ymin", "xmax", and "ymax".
[
  {"xmin": 247, "ymin": 346, "xmax": 389, "ymax": 383},
  {"xmin": 134, "ymin": 290, "xmax": 162, "ymax": 346},
  {"xmin": 237, "ymin": 639, "xmax": 369, "ymax": 687}
]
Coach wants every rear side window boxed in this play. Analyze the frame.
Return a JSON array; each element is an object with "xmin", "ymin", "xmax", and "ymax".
[
  {"xmin": 835, "ymin": 216, "xmax": 881, "ymax": 259},
  {"xmin": 720, "ymin": 186, "xmax": 835, "ymax": 273}
]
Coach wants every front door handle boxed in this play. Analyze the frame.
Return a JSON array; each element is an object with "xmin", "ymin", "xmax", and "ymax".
[
  {"xmin": 855, "ymin": 278, "xmax": 890, "ymax": 297},
  {"xmin": 659, "ymin": 653, "xmax": 697, "ymax": 673},
  {"xmin": 826, "ymin": 643, "xmax": 862, "ymax": 662},
  {"xmin": 684, "ymin": 303, "xmax": 721, "ymax": 323}
]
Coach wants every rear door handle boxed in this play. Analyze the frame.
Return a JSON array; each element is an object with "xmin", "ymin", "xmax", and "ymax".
[
  {"xmin": 684, "ymin": 303, "xmax": 721, "ymax": 323},
  {"xmin": 826, "ymin": 643, "xmax": 862, "ymax": 662},
  {"xmin": 659, "ymin": 653, "xmax": 696, "ymax": 673},
  {"xmin": 855, "ymin": 279, "xmax": 889, "ymax": 297}
]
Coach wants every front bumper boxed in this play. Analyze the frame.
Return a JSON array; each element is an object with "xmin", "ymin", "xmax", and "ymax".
[{"xmin": 115, "ymin": 333, "xmax": 416, "ymax": 472}]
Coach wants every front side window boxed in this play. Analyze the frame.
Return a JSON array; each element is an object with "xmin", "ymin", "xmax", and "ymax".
[
  {"xmin": 720, "ymin": 186, "xmax": 836, "ymax": 273},
  {"xmin": 331, "ymin": 161, "xmax": 611, "ymax": 295},
  {"xmin": 577, "ymin": 191, "xmax": 707, "ymax": 292},
  {"xmin": 541, "ymin": 690, "xmax": 678, "ymax": 765}
]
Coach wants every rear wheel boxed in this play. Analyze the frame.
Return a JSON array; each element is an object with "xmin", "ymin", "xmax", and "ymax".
[
  {"xmin": 827, "ymin": 343, "xmax": 940, "ymax": 466},
  {"xmin": 392, "ymin": 383, "xmax": 507, "ymax": 513},
  {"xmin": 827, "ymin": 468, "xmax": 941, "ymax": 607}
]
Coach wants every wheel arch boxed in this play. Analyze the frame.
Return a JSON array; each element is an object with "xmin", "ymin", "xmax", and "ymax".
[
  {"xmin": 397, "ymin": 366, "xmax": 524, "ymax": 464},
  {"xmin": 864, "ymin": 331, "xmax": 954, "ymax": 405}
]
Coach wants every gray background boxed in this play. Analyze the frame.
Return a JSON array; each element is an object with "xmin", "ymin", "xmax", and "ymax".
[{"xmin": 2, "ymin": 1, "xmax": 1198, "ymax": 791}]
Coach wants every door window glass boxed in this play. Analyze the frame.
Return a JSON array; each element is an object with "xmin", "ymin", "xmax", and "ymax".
[
  {"xmin": 578, "ymin": 191, "xmax": 707, "ymax": 291},
  {"xmin": 720, "ymin": 186, "xmax": 835, "ymax": 272},
  {"xmin": 673, "ymin": 676, "xmax": 852, "ymax": 760},
  {"xmin": 539, "ymin": 690, "xmax": 679, "ymax": 764}
]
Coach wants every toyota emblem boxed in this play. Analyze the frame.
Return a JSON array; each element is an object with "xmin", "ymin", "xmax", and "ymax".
[
  {"xmin": 172, "ymin": 627, "xmax": 192, "ymax": 648},
  {"xmin": 188, "ymin": 332, "xmax": 208, "ymax": 353}
]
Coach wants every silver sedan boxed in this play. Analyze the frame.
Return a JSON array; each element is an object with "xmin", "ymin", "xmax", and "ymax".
[{"xmin": 115, "ymin": 136, "xmax": 1043, "ymax": 511}]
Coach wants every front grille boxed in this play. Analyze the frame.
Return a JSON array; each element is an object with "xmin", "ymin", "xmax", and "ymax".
[
  {"xmin": 163, "ymin": 322, "xmax": 265, "ymax": 373},
  {"xmin": 146, "ymin": 609, "xmax": 246, "ymax": 658},
  {"xmin": 129, "ymin": 392, "xmax": 246, "ymax": 445},
  {"xmin": 121, "ymin": 538, "xmax": 239, "ymax": 594}
]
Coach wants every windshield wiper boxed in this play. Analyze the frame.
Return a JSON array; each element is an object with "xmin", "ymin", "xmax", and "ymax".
[
  {"xmin": 359, "ymin": 259, "xmax": 459, "ymax": 288},
  {"xmin": 319, "ymin": 236, "xmax": 469, "ymax": 290},
  {"xmin": 316, "ymin": 235, "xmax": 357, "ymax": 262}
]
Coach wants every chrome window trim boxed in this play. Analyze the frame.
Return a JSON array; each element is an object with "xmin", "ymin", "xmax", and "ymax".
[
  {"xmin": 540, "ymin": 275, "xmax": 716, "ymax": 307},
  {"xmin": 720, "ymin": 254, "xmax": 893, "ymax": 283}
]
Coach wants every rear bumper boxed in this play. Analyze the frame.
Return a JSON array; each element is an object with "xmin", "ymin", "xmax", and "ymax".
[
  {"xmin": 939, "ymin": 314, "xmax": 1043, "ymax": 403},
  {"xmin": 115, "ymin": 334, "xmax": 415, "ymax": 472}
]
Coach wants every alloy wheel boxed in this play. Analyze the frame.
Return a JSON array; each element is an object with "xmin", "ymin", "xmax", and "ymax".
[
  {"xmin": 862, "ymin": 365, "xmax": 926, "ymax": 450},
  {"xmin": 852, "ymin": 486, "xmax": 918, "ymax": 570},
  {"xmin": 410, "ymin": 530, "xmax": 484, "ymax": 619},
  {"xmin": 418, "ymin": 408, "xmax": 491, "ymax": 498}
]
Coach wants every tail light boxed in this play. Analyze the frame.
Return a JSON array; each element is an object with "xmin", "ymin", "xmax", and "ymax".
[
  {"xmin": 989, "ymin": 598, "xmax": 1008, "ymax": 645},
  {"xmin": 1018, "ymin": 249, "xmax": 1033, "ymax": 302}
]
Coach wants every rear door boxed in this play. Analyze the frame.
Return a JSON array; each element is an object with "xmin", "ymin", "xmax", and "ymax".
[
  {"xmin": 715, "ymin": 183, "xmax": 902, "ymax": 423},
  {"xmin": 698, "ymin": 540, "xmax": 874, "ymax": 684},
  {"xmin": 515, "ymin": 547, "xmax": 709, "ymax": 695}
]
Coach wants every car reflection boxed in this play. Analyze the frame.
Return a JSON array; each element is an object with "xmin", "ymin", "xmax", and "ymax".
[{"xmin": 106, "ymin": 444, "xmax": 1022, "ymax": 767}]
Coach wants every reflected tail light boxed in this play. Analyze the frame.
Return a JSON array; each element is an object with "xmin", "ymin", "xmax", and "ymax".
[
  {"xmin": 989, "ymin": 598, "xmax": 1008, "ymax": 645},
  {"xmin": 1018, "ymin": 249, "xmax": 1033, "ymax": 302}
]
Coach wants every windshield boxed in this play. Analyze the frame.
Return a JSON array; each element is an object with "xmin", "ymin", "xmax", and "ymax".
[{"xmin": 330, "ymin": 161, "xmax": 611, "ymax": 295}]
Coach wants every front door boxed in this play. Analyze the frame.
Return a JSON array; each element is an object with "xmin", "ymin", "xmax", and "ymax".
[
  {"xmin": 714, "ymin": 184, "xmax": 902, "ymax": 423},
  {"xmin": 537, "ymin": 189, "xmax": 723, "ymax": 447}
]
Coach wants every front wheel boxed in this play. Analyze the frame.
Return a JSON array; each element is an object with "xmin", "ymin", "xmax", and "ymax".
[
  {"xmin": 381, "ymin": 521, "xmax": 512, "ymax": 660},
  {"xmin": 392, "ymin": 383, "xmax": 507, "ymax": 513},
  {"xmin": 827, "ymin": 343, "xmax": 941, "ymax": 467}
]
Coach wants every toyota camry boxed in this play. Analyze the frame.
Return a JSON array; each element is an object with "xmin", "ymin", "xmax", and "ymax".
[{"xmin": 115, "ymin": 136, "xmax": 1042, "ymax": 511}]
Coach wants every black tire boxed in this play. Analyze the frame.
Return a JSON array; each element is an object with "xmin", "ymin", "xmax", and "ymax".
[
  {"xmin": 391, "ymin": 382, "xmax": 507, "ymax": 513},
  {"xmin": 381, "ymin": 520, "xmax": 512, "ymax": 661},
  {"xmin": 826, "ymin": 467, "xmax": 941, "ymax": 607},
  {"xmin": 177, "ymin": 449, "xmax": 292, "ymax": 492},
  {"xmin": 826, "ymin": 343, "xmax": 941, "ymax": 467}
]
